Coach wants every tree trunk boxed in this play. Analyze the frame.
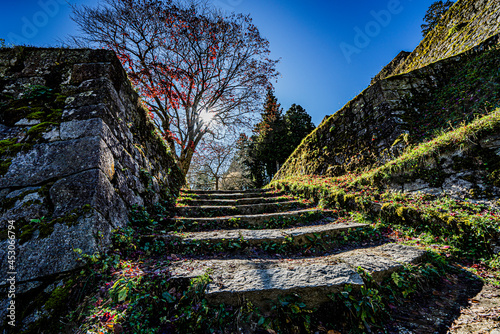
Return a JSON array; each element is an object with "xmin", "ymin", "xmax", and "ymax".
[
  {"xmin": 215, "ymin": 176, "xmax": 220, "ymax": 191},
  {"xmin": 162, "ymin": 123, "xmax": 177, "ymax": 159},
  {"xmin": 179, "ymin": 147, "xmax": 195, "ymax": 176}
]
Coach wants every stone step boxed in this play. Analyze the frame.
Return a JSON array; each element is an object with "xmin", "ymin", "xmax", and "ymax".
[
  {"xmin": 156, "ymin": 220, "xmax": 367, "ymax": 248},
  {"xmin": 169, "ymin": 243, "xmax": 426, "ymax": 308},
  {"xmin": 175, "ymin": 200, "xmax": 309, "ymax": 218},
  {"xmin": 182, "ymin": 189, "xmax": 266, "ymax": 195},
  {"xmin": 178, "ymin": 195, "xmax": 293, "ymax": 206},
  {"xmin": 180, "ymin": 190, "xmax": 284, "ymax": 200},
  {"xmin": 170, "ymin": 208, "xmax": 323, "ymax": 230}
]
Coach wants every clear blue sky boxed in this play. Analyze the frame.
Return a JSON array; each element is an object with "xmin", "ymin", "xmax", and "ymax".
[{"xmin": 0, "ymin": 0, "xmax": 440, "ymax": 125}]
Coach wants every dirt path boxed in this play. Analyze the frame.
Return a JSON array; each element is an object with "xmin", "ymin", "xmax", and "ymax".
[
  {"xmin": 448, "ymin": 283, "xmax": 500, "ymax": 333},
  {"xmin": 380, "ymin": 269, "xmax": 500, "ymax": 334}
]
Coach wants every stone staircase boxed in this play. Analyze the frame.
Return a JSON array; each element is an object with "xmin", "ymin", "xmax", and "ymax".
[{"xmin": 160, "ymin": 189, "xmax": 427, "ymax": 309}]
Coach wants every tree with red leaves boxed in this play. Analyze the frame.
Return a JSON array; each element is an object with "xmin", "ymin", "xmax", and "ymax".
[{"xmin": 71, "ymin": 0, "xmax": 279, "ymax": 175}]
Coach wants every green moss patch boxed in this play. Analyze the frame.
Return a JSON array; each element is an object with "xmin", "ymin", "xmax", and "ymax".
[
  {"xmin": 26, "ymin": 121, "xmax": 58, "ymax": 138},
  {"xmin": 20, "ymin": 204, "xmax": 93, "ymax": 243},
  {"xmin": 0, "ymin": 85, "xmax": 67, "ymax": 177},
  {"xmin": 357, "ymin": 109, "xmax": 500, "ymax": 185},
  {"xmin": 0, "ymin": 85, "xmax": 65, "ymax": 126},
  {"xmin": 269, "ymin": 111, "xmax": 500, "ymax": 258},
  {"xmin": 0, "ymin": 158, "xmax": 12, "ymax": 175},
  {"xmin": 44, "ymin": 280, "xmax": 74, "ymax": 311},
  {"xmin": 0, "ymin": 188, "xmax": 40, "ymax": 212},
  {"xmin": 15, "ymin": 277, "xmax": 78, "ymax": 334},
  {"xmin": 0, "ymin": 138, "xmax": 33, "ymax": 175}
]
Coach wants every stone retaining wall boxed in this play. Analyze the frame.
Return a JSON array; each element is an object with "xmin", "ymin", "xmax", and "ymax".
[
  {"xmin": 0, "ymin": 47, "xmax": 184, "ymax": 291},
  {"xmin": 386, "ymin": 0, "xmax": 500, "ymax": 79},
  {"xmin": 275, "ymin": 34, "xmax": 500, "ymax": 184}
]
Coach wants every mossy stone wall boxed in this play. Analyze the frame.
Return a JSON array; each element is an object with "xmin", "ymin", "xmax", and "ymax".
[
  {"xmin": 386, "ymin": 0, "xmax": 500, "ymax": 79},
  {"xmin": 0, "ymin": 48, "xmax": 184, "ymax": 300},
  {"xmin": 276, "ymin": 3, "xmax": 500, "ymax": 183},
  {"xmin": 275, "ymin": 54, "xmax": 457, "ymax": 179}
]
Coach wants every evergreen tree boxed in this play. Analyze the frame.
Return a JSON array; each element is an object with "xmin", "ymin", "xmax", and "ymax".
[
  {"xmin": 245, "ymin": 138, "xmax": 267, "ymax": 188},
  {"xmin": 251, "ymin": 89, "xmax": 285, "ymax": 183},
  {"xmin": 282, "ymin": 104, "xmax": 315, "ymax": 158},
  {"xmin": 421, "ymin": 0, "xmax": 455, "ymax": 37},
  {"xmin": 247, "ymin": 92, "xmax": 316, "ymax": 186}
]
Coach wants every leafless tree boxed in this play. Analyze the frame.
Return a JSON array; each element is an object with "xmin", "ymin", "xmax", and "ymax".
[{"xmin": 188, "ymin": 136, "xmax": 234, "ymax": 190}]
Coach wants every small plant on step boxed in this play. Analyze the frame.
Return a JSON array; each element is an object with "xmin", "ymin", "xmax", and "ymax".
[
  {"xmin": 264, "ymin": 293, "xmax": 315, "ymax": 334},
  {"xmin": 330, "ymin": 268, "xmax": 388, "ymax": 333}
]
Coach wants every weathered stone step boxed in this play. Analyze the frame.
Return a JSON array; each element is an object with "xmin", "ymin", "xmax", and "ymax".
[
  {"xmin": 170, "ymin": 208, "xmax": 322, "ymax": 229},
  {"xmin": 182, "ymin": 189, "xmax": 266, "ymax": 195},
  {"xmin": 176, "ymin": 200, "xmax": 309, "ymax": 218},
  {"xmin": 156, "ymin": 220, "xmax": 367, "ymax": 247},
  {"xmin": 169, "ymin": 243, "xmax": 426, "ymax": 308},
  {"xmin": 180, "ymin": 190, "xmax": 284, "ymax": 200},
  {"xmin": 178, "ymin": 195, "xmax": 293, "ymax": 206}
]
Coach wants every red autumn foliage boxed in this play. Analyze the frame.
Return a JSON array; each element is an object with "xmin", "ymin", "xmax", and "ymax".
[{"xmin": 72, "ymin": 0, "xmax": 279, "ymax": 175}]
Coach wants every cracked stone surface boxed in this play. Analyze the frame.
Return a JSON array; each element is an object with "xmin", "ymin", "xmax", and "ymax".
[
  {"xmin": 176, "ymin": 200, "xmax": 306, "ymax": 217},
  {"xmin": 183, "ymin": 189, "xmax": 267, "ymax": 195},
  {"xmin": 182, "ymin": 191, "xmax": 284, "ymax": 200},
  {"xmin": 172, "ymin": 208, "xmax": 321, "ymax": 226},
  {"xmin": 376, "ymin": 243, "xmax": 427, "ymax": 263},
  {"xmin": 163, "ymin": 221, "xmax": 367, "ymax": 245},
  {"xmin": 205, "ymin": 263, "xmax": 363, "ymax": 307},
  {"xmin": 337, "ymin": 251, "xmax": 402, "ymax": 281},
  {"xmin": 169, "ymin": 243, "xmax": 427, "ymax": 308},
  {"xmin": 179, "ymin": 196, "xmax": 292, "ymax": 206}
]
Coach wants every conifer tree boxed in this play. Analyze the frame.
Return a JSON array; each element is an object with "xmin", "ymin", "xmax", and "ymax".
[
  {"xmin": 421, "ymin": 0, "xmax": 455, "ymax": 36},
  {"xmin": 247, "ymin": 93, "xmax": 316, "ymax": 186},
  {"xmin": 252, "ymin": 89, "xmax": 285, "ymax": 182},
  {"xmin": 282, "ymin": 104, "xmax": 315, "ymax": 157}
]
